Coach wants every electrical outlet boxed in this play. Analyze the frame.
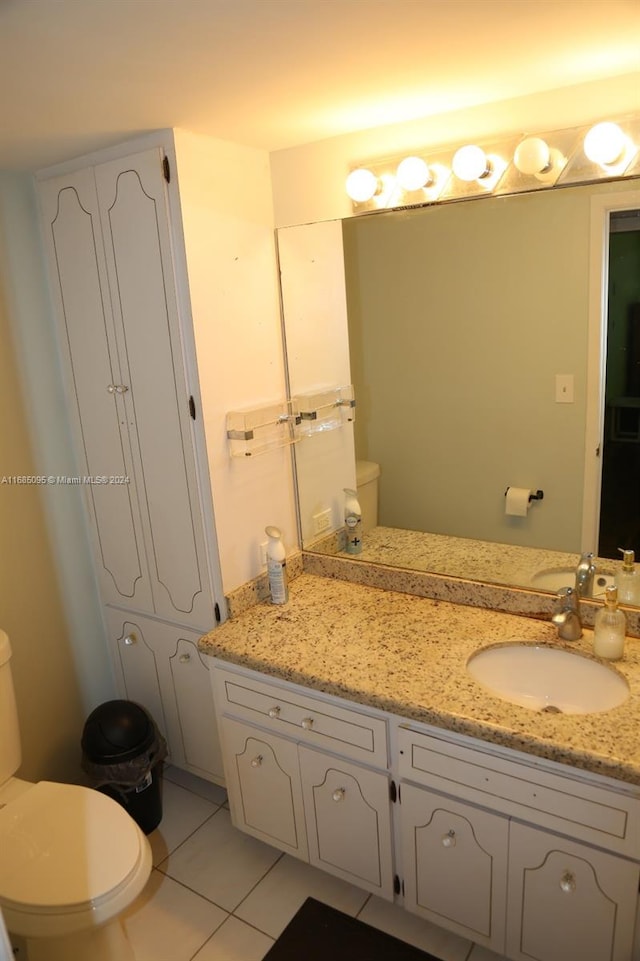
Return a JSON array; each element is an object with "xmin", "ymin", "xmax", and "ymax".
[
  {"xmin": 259, "ymin": 541, "xmax": 268, "ymax": 566},
  {"xmin": 312, "ymin": 508, "xmax": 332, "ymax": 536}
]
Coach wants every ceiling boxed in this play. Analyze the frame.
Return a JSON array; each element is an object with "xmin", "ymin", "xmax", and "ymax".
[{"xmin": 0, "ymin": 0, "xmax": 638, "ymax": 171}]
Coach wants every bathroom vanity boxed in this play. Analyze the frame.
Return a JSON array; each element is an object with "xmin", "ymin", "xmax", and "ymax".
[{"xmin": 200, "ymin": 573, "xmax": 640, "ymax": 961}]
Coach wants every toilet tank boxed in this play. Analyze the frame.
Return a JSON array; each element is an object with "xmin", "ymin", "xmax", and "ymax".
[
  {"xmin": 356, "ymin": 460, "xmax": 380, "ymax": 534},
  {"xmin": 0, "ymin": 631, "xmax": 22, "ymax": 784}
]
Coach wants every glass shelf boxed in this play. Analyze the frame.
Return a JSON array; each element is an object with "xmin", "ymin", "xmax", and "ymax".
[{"xmin": 226, "ymin": 401, "xmax": 300, "ymax": 457}]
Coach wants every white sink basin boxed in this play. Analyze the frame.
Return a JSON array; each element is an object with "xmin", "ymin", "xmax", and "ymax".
[
  {"xmin": 530, "ymin": 568, "xmax": 615, "ymax": 598},
  {"xmin": 466, "ymin": 643, "xmax": 629, "ymax": 714}
]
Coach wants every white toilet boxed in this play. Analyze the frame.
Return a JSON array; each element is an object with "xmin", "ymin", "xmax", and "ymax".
[
  {"xmin": 356, "ymin": 459, "xmax": 381, "ymax": 533},
  {"xmin": 0, "ymin": 630, "xmax": 152, "ymax": 961}
]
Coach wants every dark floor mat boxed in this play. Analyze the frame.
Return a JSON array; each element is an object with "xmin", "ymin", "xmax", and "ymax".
[{"xmin": 263, "ymin": 897, "xmax": 443, "ymax": 960}]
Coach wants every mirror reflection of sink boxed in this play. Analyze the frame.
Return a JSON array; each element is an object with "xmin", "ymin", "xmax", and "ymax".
[
  {"xmin": 530, "ymin": 568, "xmax": 615, "ymax": 598},
  {"xmin": 466, "ymin": 643, "xmax": 629, "ymax": 714}
]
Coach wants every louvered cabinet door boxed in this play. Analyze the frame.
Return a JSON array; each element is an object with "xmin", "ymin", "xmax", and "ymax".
[
  {"xmin": 94, "ymin": 149, "xmax": 215, "ymax": 629},
  {"xmin": 506, "ymin": 822, "xmax": 639, "ymax": 961},
  {"xmin": 400, "ymin": 782, "xmax": 508, "ymax": 954},
  {"xmin": 299, "ymin": 745, "xmax": 394, "ymax": 900},
  {"xmin": 221, "ymin": 717, "xmax": 308, "ymax": 860}
]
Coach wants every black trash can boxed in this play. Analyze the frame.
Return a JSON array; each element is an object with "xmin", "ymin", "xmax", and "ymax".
[{"xmin": 81, "ymin": 699, "xmax": 167, "ymax": 835}]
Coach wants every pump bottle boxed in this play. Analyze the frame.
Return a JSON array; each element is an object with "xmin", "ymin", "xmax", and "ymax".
[
  {"xmin": 593, "ymin": 586, "xmax": 626, "ymax": 661},
  {"xmin": 615, "ymin": 549, "xmax": 640, "ymax": 606},
  {"xmin": 265, "ymin": 526, "xmax": 288, "ymax": 604},
  {"xmin": 343, "ymin": 488, "xmax": 363, "ymax": 555}
]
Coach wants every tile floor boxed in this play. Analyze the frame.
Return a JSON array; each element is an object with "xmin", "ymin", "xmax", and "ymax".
[{"xmin": 122, "ymin": 765, "xmax": 508, "ymax": 961}]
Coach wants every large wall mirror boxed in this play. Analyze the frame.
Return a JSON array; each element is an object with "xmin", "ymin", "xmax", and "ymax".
[{"xmin": 278, "ymin": 177, "xmax": 640, "ymax": 605}]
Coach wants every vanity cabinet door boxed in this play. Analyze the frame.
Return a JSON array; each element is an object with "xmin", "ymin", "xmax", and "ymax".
[
  {"xmin": 38, "ymin": 152, "xmax": 218, "ymax": 631},
  {"xmin": 105, "ymin": 609, "xmax": 168, "ymax": 745},
  {"xmin": 221, "ymin": 717, "xmax": 308, "ymax": 860},
  {"xmin": 299, "ymin": 746, "xmax": 394, "ymax": 900},
  {"xmin": 506, "ymin": 822, "xmax": 639, "ymax": 961},
  {"xmin": 168, "ymin": 636, "xmax": 224, "ymax": 783},
  {"xmin": 104, "ymin": 609, "xmax": 224, "ymax": 784},
  {"xmin": 400, "ymin": 782, "xmax": 508, "ymax": 953}
]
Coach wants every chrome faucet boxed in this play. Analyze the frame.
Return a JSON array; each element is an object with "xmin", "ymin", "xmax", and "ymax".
[
  {"xmin": 575, "ymin": 551, "xmax": 596, "ymax": 598},
  {"xmin": 552, "ymin": 587, "xmax": 583, "ymax": 640}
]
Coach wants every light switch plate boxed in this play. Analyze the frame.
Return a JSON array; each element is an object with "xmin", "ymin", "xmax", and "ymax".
[{"xmin": 555, "ymin": 374, "xmax": 574, "ymax": 403}]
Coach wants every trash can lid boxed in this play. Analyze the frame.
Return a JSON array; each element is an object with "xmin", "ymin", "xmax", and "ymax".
[{"xmin": 81, "ymin": 699, "xmax": 155, "ymax": 763}]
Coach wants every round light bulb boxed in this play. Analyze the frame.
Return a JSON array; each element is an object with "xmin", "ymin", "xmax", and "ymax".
[
  {"xmin": 396, "ymin": 156, "xmax": 431, "ymax": 191},
  {"xmin": 513, "ymin": 137, "xmax": 551, "ymax": 175},
  {"xmin": 345, "ymin": 167, "xmax": 379, "ymax": 202},
  {"xmin": 452, "ymin": 145, "xmax": 489, "ymax": 182},
  {"xmin": 584, "ymin": 122, "xmax": 627, "ymax": 166}
]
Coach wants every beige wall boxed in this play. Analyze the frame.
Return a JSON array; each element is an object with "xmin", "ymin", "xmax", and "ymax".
[
  {"xmin": 0, "ymin": 272, "xmax": 86, "ymax": 782},
  {"xmin": 0, "ymin": 173, "xmax": 114, "ymax": 782}
]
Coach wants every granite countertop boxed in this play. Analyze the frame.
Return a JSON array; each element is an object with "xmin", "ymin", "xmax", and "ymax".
[{"xmin": 199, "ymin": 573, "xmax": 640, "ymax": 787}]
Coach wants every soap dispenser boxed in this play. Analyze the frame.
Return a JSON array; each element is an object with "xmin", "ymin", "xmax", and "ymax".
[
  {"xmin": 615, "ymin": 549, "xmax": 640, "ymax": 605},
  {"xmin": 343, "ymin": 488, "xmax": 363, "ymax": 555},
  {"xmin": 593, "ymin": 586, "xmax": 626, "ymax": 661}
]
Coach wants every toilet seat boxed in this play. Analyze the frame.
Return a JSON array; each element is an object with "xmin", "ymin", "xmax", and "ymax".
[{"xmin": 0, "ymin": 781, "xmax": 151, "ymax": 937}]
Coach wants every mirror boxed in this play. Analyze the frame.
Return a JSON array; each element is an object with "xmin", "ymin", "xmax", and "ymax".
[{"xmin": 278, "ymin": 177, "xmax": 640, "ymax": 603}]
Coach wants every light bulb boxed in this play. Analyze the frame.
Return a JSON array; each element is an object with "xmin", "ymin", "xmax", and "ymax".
[
  {"xmin": 345, "ymin": 167, "xmax": 379, "ymax": 202},
  {"xmin": 514, "ymin": 137, "xmax": 551, "ymax": 175},
  {"xmin": 396, "ymin": 156, "xmax": 432, "ymax": 191},
  {"xmin": 452, "ymin": 145, "xmax": 489, "ymax": 182},
  {"xmin": 584, "ymin": 122, "xmax": 627, "ymax": 166}
]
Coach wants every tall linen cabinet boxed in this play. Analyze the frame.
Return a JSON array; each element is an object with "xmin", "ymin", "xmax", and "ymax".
[{"xmin": 36, "ymin": 131, "xmax": 275, "ymax": 784}]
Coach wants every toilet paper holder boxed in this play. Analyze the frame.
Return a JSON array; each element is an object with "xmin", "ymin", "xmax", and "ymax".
[{"xmin": 504, "ymin": 488, "xmax": 544, "ymax": 502}]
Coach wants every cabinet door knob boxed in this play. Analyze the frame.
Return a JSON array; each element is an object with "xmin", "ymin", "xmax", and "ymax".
[
  {"xmin": 123, "ymin": 633, "xmax": 137, "ymax": 646},
  {"xmin": 559, "ymin": 871, "xmax": 576, "ymax": 893},
  {"xmin": 107, "ymin": 384, "xmax": 129, "ymax": 394},
  {"xmin": 268, "ymin": 706, "xmax": 281, "ymax": 719},
  {"xmin": 301, "ymin": 717, "xmax": 314, "ymax": 730},
  {"xmin": 441, "ymin": 830, "xmax": 456, "ymax": 848},
  {"xmin": 251, "ymin": 755, "xmax": 263, "ymax": 768},
  {"xmin": 179, "ymin": 653, "xmax": 191, "ymax": 663},
  {"xmin": 332, "ymin": 788, "xmax": 346, "ymax": 802}
]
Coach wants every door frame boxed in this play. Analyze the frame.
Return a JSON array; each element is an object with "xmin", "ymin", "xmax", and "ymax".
[{"xmin": 582, "ymin": 187, "xmax": 640, "ymax": 552}]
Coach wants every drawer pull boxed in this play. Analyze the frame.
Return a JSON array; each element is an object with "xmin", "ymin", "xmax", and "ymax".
[
  {"xmin": 251, "ymin": 755, "xmax": 263, "ymax": 768},
  {"xmin": 301, "ymin": 717, "xmax": 314, "ymax": 730},
  {"xmin": 179, "ymin": 653, "xmax": 191, "ymax": 663},
  {"xmin": 268, "ymin": 706, "xmax": 281, "ymax": 719},
  {"xmin": 332, "ymin": 788, "xmax": 346, "ymax": 802},
  {"xmin": 559, "ymin": 871, "xmax": 576, "ymax": 894},
  {"xmin": 123, "ymin": 633, "xmax": 136, "ymax": 646},
  {"xmin": 442, "ymin": 830, "xmax": 456, "ymax": 848}
]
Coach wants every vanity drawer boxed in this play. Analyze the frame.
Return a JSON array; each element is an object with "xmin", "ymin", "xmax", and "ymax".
[
  {"xmin": 397, "ymin": 726, "xmax": 640, "ymax": 857},
  {"xmin": 213, "ymin": 666, "xmax": 388, "ymax": 767}
]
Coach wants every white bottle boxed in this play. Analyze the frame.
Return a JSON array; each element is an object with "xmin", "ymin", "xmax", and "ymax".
[
  {"xmin": 265, "ymin": 526, "xmax": 288, "ymax": 604},
  {"xmin": 593, "ymin": 586, "xmax": 626, "ymax": 661},
  {"xmin": 343, "ymin": 488, "xmax": 362, "ymax": 555},
  {"xmin": 616, "ymin": 549, "xmax": 640, "ymax": 605}
]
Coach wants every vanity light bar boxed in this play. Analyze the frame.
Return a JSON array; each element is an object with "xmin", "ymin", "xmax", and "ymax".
[{"xmin": 345, "ymin": 113, "xmax": 640, "ymax": 214}]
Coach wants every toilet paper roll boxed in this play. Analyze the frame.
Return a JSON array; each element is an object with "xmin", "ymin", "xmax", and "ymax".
[{"xmin": 505, "ymin": 487, "xmax": 531, "ymax": 517}]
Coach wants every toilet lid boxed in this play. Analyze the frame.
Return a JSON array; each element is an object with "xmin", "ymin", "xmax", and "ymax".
[{"xmin": 0, "ymin": 781, "xmax": 142, "ymax": 910}]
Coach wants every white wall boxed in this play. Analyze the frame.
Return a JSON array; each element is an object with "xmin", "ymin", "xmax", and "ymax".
[
  {"xmin": 172, "ymin": 130, "xmax": 297, "ymax": 591},
  {"xmin": 278, "ymin": 220, "xmax": 356, "ymax": 542},
  {"xmin": 269, "ymin": 74, "xmax": 640, "ymax": 227}
]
